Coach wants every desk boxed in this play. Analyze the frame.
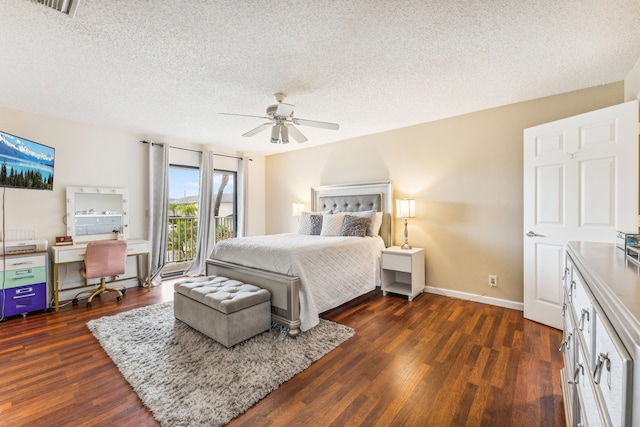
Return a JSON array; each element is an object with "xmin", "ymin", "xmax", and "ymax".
[{"xmin": 50, "ymin": 239, "xmax": 150, "ymax": 311}]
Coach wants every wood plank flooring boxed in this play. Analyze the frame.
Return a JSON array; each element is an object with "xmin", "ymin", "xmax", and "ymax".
[{"xmin": 0, "ymin": 281, "xmax": 565, "ymax": 426}]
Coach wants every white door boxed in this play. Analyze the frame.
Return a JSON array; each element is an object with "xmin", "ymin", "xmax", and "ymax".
[{"xmin": 523, "ymin": 101, "xmax": 638, "ymax": 329}]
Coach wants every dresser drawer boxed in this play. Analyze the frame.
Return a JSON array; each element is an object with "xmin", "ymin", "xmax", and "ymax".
[
  {"xmin": 382, "ymin": 253, "xmax": 412, "ymax": 273},
  {"xmin": 1, "ymin": 265, "xmax": 47, "ymax": 289},
  {"xmin": 56, "ymin": 247, "xmax": 87, "ymax": 263},
  {"xmin": 126, "ymin": 241, "xmax": 150, "ymax": 255},
  {"xmin": 1, "ymin": 254, "xmax": 46, "ymax": 271},
  {"xmin": 592, "ymin": 304, "xmax": 633, "ymax": 427},
  {"xmin": 561, "ymin": 295, "xmax": 576, "ymax": 377},
  {"xmin": 574, "ymin": 336, "xmax": 607, "ymax": 427},
  {"xmin": 2, "ymin": 282, "xmax": 47, "ymax": 316},
  {"xmin": 570, "ymin": 270, "xmax": 594, "ymax": 363}
]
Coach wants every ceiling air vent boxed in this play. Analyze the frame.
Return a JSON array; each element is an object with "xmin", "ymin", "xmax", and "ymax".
[{"xmin": 32, "ymin": 0, "xmax": 80, "ymax": 18}]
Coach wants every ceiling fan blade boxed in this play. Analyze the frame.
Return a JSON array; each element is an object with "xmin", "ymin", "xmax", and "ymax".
[
  {"xmin": 275, "ymin": 102, "xmax": 295, "ymax": 117},
  {"xmin": 219, "ymin": 112, "xmax": 271, "ymax": 120},
  {"xmin": 292, "ymin": 117, "xmax": 340, "ymax": 130},
  {"xmin": 242, "ymin": 123, "xmax": 272, "ymax": 137},
  {"xmin": 287, "ymin": 125, "xmax": 308, "ymax": 143}
]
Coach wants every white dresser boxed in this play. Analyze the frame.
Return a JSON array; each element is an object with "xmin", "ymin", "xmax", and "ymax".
[{"xmin": 562, "ymin": 242, "xmax": 640, "ymax": 426}]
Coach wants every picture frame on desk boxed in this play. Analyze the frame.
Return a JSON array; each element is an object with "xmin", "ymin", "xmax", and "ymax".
[{"xmin": 55, "ymin": 236, "xmax": 73, "ymax": 246}]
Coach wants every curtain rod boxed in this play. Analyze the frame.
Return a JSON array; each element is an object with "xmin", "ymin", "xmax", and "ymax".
[{"xmin": 140, "ymin": 140, "xmax": 244, "ymax": 160}]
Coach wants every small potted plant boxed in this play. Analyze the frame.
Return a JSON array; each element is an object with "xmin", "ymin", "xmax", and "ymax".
[{"xmin": 113, "ymin": 227, "xmax": 124, "ymax": 240}]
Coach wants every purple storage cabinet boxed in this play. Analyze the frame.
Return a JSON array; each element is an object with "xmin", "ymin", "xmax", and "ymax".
[{"xmin": 2, "ymin": 282, "xmax": 47, "ymax": 317}]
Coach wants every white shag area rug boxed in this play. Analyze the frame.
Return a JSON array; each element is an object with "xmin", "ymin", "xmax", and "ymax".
[{"xmin": 87, "ymin": 301, "xmax": 354, "ymax": 426}]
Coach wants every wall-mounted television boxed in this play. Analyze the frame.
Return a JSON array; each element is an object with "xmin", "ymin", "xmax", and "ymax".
[{"xmin": 0, "ymin": 130, "xmax": 55, "ymax": 190}]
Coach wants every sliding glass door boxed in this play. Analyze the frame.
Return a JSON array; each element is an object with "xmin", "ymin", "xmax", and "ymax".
[
  {"xmin": 165, "ymin": 165, "xmax": 200, "ymax": 276},
  {"xmin": 163, "ymin": 162, "xmax": 238, "ymax": 277}
]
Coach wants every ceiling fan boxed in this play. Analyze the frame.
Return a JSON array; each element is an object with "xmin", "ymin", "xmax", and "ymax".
[{"xmin": 220, "ymin": 93, "xmax": 340, "ymax": 144}]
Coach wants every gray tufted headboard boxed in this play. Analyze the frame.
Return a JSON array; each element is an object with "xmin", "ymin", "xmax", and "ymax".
[{"xmin": 311, "ymin": 181, "xmax": 393, "ymax": 247}]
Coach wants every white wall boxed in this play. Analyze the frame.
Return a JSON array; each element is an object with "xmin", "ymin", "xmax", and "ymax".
[
  {"xmin": 265, "ymin": 82, "xmax": 625, "ymax": 305},
  {"xmin": 0, "ymin": 107, "xmax": 266, "ymax": 301},
  {"xmin": 0, "ymin": 107, "xmax": 266, "ymax": 244}
]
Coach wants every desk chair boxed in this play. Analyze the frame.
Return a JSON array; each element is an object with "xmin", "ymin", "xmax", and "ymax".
[{"xmin": 72, "ymin": 240, "xmax": 128, "ymax": 308}]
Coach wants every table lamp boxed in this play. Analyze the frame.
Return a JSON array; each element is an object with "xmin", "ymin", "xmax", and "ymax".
[{"xmin": 396, "ymin": 198, "xmax": 416, "ymax": 249}]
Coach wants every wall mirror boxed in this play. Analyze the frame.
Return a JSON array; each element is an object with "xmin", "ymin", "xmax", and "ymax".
[{"xmin": 66, "ymin": 187, "xmax": 129, "ymax": 242}]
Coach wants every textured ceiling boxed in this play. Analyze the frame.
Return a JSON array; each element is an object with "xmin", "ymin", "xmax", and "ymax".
[{"xmin": 1, "ymin": 1, "xmax": 640, "ymax": 156}]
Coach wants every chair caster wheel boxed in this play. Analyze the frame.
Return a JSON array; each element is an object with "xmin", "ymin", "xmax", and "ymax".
[
  {"xmin": 116, "ymin": 296, "xmax": 123, "ymax": 302},
  {"xmin": 121, "ymin": 289, "xmax": 126, "ymax": 295},
  {"xmin": 72, "ymin": 298, "xmax": 79, "ymax": 306},
  {"xmin": 86, "ymin": 302, "xmax": 92, "ymax": 308}
]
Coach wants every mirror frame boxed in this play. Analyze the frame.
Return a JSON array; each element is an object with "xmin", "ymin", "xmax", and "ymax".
[{"xmin": 66, "ymin": 186, "xmax": 129, "ymax": 242}]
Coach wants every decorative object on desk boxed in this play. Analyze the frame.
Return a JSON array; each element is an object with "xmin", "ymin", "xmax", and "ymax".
[
  {"xmin": 292, "ymin": 202, "xmax": 305, "ymax": 220},
  {"xmin": 87, "ymin": 301, "xmax": 354, "ymax": 426},
  {"xmin": 113, "ymin": 227, "xmax": 125, "ymax": 240},
  {"xmin": 55, "ymin": 236, "xmax": 73, "ymax": 246},
  {"xmin": 396, "ymin": 198, "xmax": 416, "ymax": 249}
]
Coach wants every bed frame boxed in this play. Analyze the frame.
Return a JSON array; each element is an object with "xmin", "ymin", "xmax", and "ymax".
[{"xmin": 206, "ymin": 181, "xmax": 393, "ymax": 336}]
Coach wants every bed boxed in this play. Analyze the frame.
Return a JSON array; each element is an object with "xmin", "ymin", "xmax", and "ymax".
[{"xmin": 206, "ymin": 181, "xmax": 393, "ymax": 336}]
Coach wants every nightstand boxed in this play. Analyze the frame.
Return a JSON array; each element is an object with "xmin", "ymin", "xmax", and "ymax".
[{"xmin": 381, "ymin": 247, "xmax": 425, "ymax": 301}]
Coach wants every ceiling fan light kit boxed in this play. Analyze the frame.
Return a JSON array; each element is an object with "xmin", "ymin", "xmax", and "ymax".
[{"xmin": 220, "ymin": 93, "xmax": 340, "ymax": 145}]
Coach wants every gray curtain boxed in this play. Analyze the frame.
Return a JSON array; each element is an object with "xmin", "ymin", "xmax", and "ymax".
[
  {"xmin": 236, "ymin": 156, "xmax": 249, "ymax": 237},
  {"xmin": 185, "ymin": 151, "xmax": 214, "ymax": 276},
  {"xmin": 148, "ymin": 142, "xmax": 169, "ymax": 286}
]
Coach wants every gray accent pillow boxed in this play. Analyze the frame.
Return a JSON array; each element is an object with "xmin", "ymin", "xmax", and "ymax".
[
  {"xmin": 309, "ymin": 214, "xmax": 323, "ymax": 235},
  {"xmin": 341, "ymin": 215, "xmax": 370, "ymax": 237},
  {"xmin": 348, "ymin": 210, "xmax": 378, "ymax": 236}
]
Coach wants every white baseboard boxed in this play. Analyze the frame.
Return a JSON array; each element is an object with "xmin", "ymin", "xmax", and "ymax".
[{"xmin": 424, "ymin": 286, "xmax": 524, "ymax": 311}]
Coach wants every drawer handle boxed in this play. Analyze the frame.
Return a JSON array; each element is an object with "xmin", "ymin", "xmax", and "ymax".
[
  {"xmin": 593, "ymin": 352, "xmax": 611, "ymax": 387},
  {"xmin": 11, "ymin": 261, "xmax": 36, "ymax": 266},
  {"xmin": 13, "ymin": 293, "xmax": 36, "ymax": 299},
  {"xmin": 561, "ymin": 302, "xmax": 567, "ymax": 318},
  {"xmin": 569, "ymin": 362, "xmax": 584, "ymax": 384},
  {"xmin": 558, "ymin": 332, "xmax": 572, "ymax": 352},
  {"xmin": 12, "ymin": 275, "xmax": 35, "ymax": 281},
  {"xmin": 569, "ymin": 280, "xmax": 576, "ymax": 297},
  {"xmin": 579, "ymin": 308, "xmax": 589, "ymax": 331},
  {"xmin": 562, "ymin": 267, "xmax": 570, "ymax": 281}
]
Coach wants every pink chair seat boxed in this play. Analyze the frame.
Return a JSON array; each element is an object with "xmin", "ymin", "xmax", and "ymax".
[{"xmin": 80, "ymin": 240, "xmax": 128, "ymax": 279}]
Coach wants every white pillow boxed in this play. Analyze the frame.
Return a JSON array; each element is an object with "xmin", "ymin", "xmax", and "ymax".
[
  {"xmin": 297, "ymin": 211, "xmax": 318, "ymax": 234},
  {"xmin": 321, "ymin": 213, "xmax": 347, "ymax": 236},
  {"xmin": 297, "ymin": 210, "xmax": 335, "ymax": 234},
  {"xmin": 371, "ymin": 212, "xmax": 383, "ymax": 236}
]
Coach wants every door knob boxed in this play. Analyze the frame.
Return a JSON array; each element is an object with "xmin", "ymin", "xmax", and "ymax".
[{"xmin": 526, "ymin": 230, "xmax": 544, "ymax": 237}]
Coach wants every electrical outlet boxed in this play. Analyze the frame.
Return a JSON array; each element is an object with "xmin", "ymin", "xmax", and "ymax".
[{"xmin": 488, "ymin": 275, "xmax": 497, "ymax": 287}]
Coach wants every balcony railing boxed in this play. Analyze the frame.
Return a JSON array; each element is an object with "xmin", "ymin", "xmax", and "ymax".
[{"xmin": 166, "ymin": 216, "xmax": 235, "ymax": 264}]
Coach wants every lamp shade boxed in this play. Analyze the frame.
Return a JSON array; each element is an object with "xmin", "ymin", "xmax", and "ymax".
[
  {"xmin": 292, "ymin": 202, "xmax": 305, "ymax": 217},
  {"xmin": 396, "ymin": 199, "xmax": 416, "ymax": 219}
]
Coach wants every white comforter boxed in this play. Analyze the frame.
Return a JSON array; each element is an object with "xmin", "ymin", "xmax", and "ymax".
[{"xmin": 209, "ymin": 233, "xmax": 386, "ymax": 331}]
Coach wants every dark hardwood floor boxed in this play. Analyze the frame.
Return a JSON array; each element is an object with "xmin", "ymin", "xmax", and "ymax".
[{"xmin": 0, "ymin": 280, "xmax": 565, "ymax": 426}]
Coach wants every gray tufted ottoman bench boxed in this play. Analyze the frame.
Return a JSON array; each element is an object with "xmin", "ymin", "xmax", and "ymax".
[{"xmin": 173, "ymin": 276, "xmax": 271, "ymax": 347}]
